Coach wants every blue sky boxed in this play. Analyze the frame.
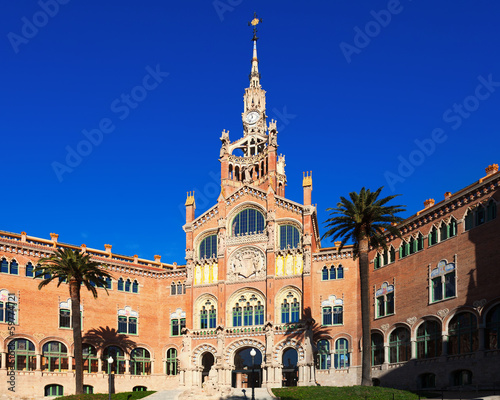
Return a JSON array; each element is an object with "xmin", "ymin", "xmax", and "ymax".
[{"xmin": 2, "ymin": 1, "xmax": 499, "ymax": 263}]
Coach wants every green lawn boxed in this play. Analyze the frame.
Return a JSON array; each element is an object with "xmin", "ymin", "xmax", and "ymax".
[
  {"xmin": 57, "ymin": 391, "xmax": 155, "ymax": 400},
  {"xmin": 272, "ymin": 386, "xmax": 431, "ymax": 400}
]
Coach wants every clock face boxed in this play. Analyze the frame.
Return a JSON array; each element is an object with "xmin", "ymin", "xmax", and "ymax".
[{"xmin": 245, "ymin": 111, "xmax": 260, "ymax": 124}]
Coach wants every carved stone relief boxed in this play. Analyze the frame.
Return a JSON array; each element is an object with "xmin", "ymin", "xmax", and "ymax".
[{"xmin": 227, "ymin": 246, "xmax": 266, "ymax": 282}]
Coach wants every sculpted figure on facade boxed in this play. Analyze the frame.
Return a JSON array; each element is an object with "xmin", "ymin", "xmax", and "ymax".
[
  {"xmin": 267, "ymin": 222, "xmax": 275, "ymax": 250},
  {"xmin": 220, "ymin": 130, "xmax": 230, "ymax": 158},
  {"xmin": 303, "ymin": 249, "xmax": 311, "ymax": 274},
  {"xmin": 179, "ymin": 329, "xmax": 191, "ymax": 369}
]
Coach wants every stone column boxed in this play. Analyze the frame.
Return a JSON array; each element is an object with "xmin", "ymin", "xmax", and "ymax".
[
  {"xmin": 68, "ymin": 356, "xmax": 73, "ymax": 371},
  {"xmin": 478, "ymin": 326, "xmax": 485, "ymax": 352},
  {"xmin": 411, "ymin": 340, "xmax": 417, "ymax": 360},
  {"xmin": 36, "ymin": 354, "xmax": 42, "ymax": 371},
  {"xmin": 97, "ymin": 358, "xmax": 102, "ymax": 373},
  {"xmin": 383, "ymin": 344, "xmax": 390, "ymax": 366},
  {"xmin": 441, "ymin": 334, "xmax": 448, "ymax": 356},
  {"xmin": 0, "ymin": 352, "xmax": 6, "ymax": 370},
  {"xmin": 125, "ymin": 359, "xmax": 130, "ymax": 374}
]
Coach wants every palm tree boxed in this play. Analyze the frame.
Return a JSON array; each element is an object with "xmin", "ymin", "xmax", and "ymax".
[
  {"xmin": 34, "ymin": 248, "xmax": 112, "ymax": 394},
  {"xmin": 322, "ymin": 187, "xmax": 405, "ymax": 386}
]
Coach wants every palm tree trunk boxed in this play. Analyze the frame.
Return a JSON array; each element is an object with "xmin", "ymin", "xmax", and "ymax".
[
  {"xmin": 359, "ymin": 237, "xmax": 372, "ymax": 386},
  {"xmin": 70, "ymin": 280, "xmax": 84, "ymax": 394}
]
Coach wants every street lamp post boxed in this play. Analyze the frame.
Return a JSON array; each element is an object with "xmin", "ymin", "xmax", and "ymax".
[
  {"xmin": 107, "ymin": 356, "xmax": 114, "ymax": 400},
  {"xmin": 250, "ymin": 348, "xmax": 256, "ymax": 400}
]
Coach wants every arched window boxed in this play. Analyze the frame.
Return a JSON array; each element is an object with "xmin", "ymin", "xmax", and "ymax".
[
  {"xmin": 103, "ymin": 346, "xmax": 126, "ymax": 374},
  {"xmin": 132, "ymin": 280, "xmax": 139, "ymax": 293},
  {"xmin": 7, "ymin": 339, "xmax": 36, "ymax": 371},
  {"xmin": 337, "ymin": 265, "xmax": 344, "ymax": 279},
  {"xmin": 118, "ymin": 278, "xmax": 124, "ymax": 291},
  {"xmin": 389, "ymin": 246, "xmax": 396, "ymax": 263},
  {"xmin": 255, "ymin": 301, "xmax": 264, "ymax": 325},
  {"xmin": 374, "ymin": 253, "xmax": 381, "ymax": 269},
  {"xmin": 371, "ymin": 333, "xmax": 384, "ymax": 365},
  {"xmin": 448, "ymin": 313, "xmax": 478, "ymax": 355},
  {"xmin": 42, "ymin": 341, "xmax": 68, "ymax": 372},
  {"xmin": 316, "ymin": 339, "xmax": 330, "ymax": 370},
  {"xmin": 281, "ymin": 299, "xmax": 290, "ymax": 324},
  {"xmin": 279, "ymin": 225, "xmax": 300, "ymax": 249},
  {"xmin": 45, "ymin": 384, "xmax": 64, "ymax": 396},
  {"xmin": 449, "ymin": 218, "xmax": 457, "ymax": 237},
  {"xmin": 417, "ymin": 233, "xmax": 424, "ymax": 251},
  {"xmin": 83, "ymin": 344, "xmax": 98, "ymax": 373},
  {"xmin": 26, "ymin": 262, "xmax": 34, "ymax": 277},
  {"xmin": 416, "ymin": 320, "xmax": 442, "ymax": 359},
  {"xmin": 9, "ymin": 260, "xmax": 18, "ymax": 275},
  {"xmin": 170, "ymin": 282, "xmax": 176, "ymax": 295},
  {"xmin": 476, "ymin": 205, "xmax": 485, "ymax": 226},
  {"xmin": 376, "ymin": 283, "xmax": 394, "ymax": 318},
  {"xmin": 399, "ymin": 240, "xmax": 409, "ymax": 258},
  {"xmin": 199, "ymin": 234, "xmax": 217, "ymax": 259},
  {"xmin": 0, "ymin": 258, "xmax": 8, "ymax": 274},
  {"xmin": 428, "ymin": 226, "xmax": 438, "ymax": 246},
  {"xmin": 133, "ymin": 386, "xmax": 148, "ymax": 392},
  {"xmin": 334, "ymin": 338, "xmax": 349, "ymax": 369},
  {"xmin": 125, "ymin": 279, "xmax": 131, "ymax": 292},
  {"xmin": 431, "ymin": 260, "xmax": 456, "ymax": 302},
  {"xmin": 231, "ymin": 208, "xmax": 265, "ymax": 236},
  {"xmin": 243, "ymin": 302, "xmax": 253, "ymax": 326},
  {"xmin": 329, "ymin": 266, "xmax": 336, "ymax": 280},
  {"xmin": 209, "ymin": 305, "xmax": 217, "ymax": 328},
  {"xmin": 322, "ymin": 266, "xmax": 328, "ymax": 280},
  {"xmin": 232, "ymin": 303, "xmax": 242, "ymax": 327},
  {"xmin": 200, "ymin": 306, "xmax": 208, "ymax": 329},
  {"xmin": 440, "ymin": 222, "xmax": 448, "ymax": 241},
  {"xmin": 166, "ymin": 348, "xmax": 178, "ymax": 375},
  {"xmin": 130, "ymin": 348, "xmax": 151, "ymax": 375},
  {"xmin": 464, "ymin": 209, "xmax": 474, "ymax": 231},
  {"xmin": 486, "ymin": 304, "xmax": 500, "ymax": 350},
  {"xmin": 389, "ymin": 328, "xmax": 410, "ymax": 363},
  {"xmin": 409, "ymin": 237, "xmax": 416, "ymax": 254}
]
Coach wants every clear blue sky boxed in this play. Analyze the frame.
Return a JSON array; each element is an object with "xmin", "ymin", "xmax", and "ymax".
[{"xmin": 2, "ymin": 1, "xmax": 499, "ymax": 263}]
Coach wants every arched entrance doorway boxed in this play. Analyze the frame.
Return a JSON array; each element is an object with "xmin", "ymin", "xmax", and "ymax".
[
  {"xmin": 282, "ymin": 348, "xmax": 298, "ymax": 387},
  {"xmin": 232, "ymin": 347, "xmax": 263, "ymax": 389},
  {"xmin": 201, "ymin": 352, "xmax": 214, "ymax": 384}
]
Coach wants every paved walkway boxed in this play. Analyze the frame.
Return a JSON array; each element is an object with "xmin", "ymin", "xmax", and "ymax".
[
  {"xmin": 143, "ymin": 387, "xmax": 275, "ymax": 400},
  {"xmin": 142, "ymin": 389, "xmax": 184, "ymax": 400}
]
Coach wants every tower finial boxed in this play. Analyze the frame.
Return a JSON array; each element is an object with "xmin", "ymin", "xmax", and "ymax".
[{"xmin": 248, "ymin": 12, "xmax": 262, "ymax": 88}]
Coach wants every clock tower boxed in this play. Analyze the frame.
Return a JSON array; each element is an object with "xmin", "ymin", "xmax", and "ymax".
[{"xmin": 219, "ymin": 14, "xmax": 287, "ymax": 197}]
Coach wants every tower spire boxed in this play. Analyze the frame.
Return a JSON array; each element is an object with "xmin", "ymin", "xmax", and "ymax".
[{"xmin": 248, "ymin": 12, "xmax": 262, "ymax": 88}]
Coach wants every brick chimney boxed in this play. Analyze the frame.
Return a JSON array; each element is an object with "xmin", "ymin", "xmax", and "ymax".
[
  {"xmin": 104, "ymin": 244, "xmax": 112, "ymax": 255},
  {"xmin": 424, "ymin": 199, "xmax": 435, "ymax": 209},
  {"xmin": 444, "ymin": 192, "xmax": 452, "ymax": 200},
  {"xmin": 485, "ymin": 164, "xmax": 499, "ymax": 176},
  {"xmin": 154, "ymin": 255, "xmax": 161, "ymax": 263},
  {"xmin": 185, "ymin": 191, "xmax": 196, "ymax": 224},
  {"xmin": 302, "ymin": 171, "xmax": 313, "ymax": 206}
]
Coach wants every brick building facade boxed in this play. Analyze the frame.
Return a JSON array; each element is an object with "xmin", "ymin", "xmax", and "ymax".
[{"xmin": 1, "ymin": 25, "xmax": 499, "ymax": 398}]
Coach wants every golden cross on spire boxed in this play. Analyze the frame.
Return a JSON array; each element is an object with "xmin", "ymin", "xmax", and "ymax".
[{"xmin": 248, "ymin": 12, "xmax": 262, "ymax": 40}]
